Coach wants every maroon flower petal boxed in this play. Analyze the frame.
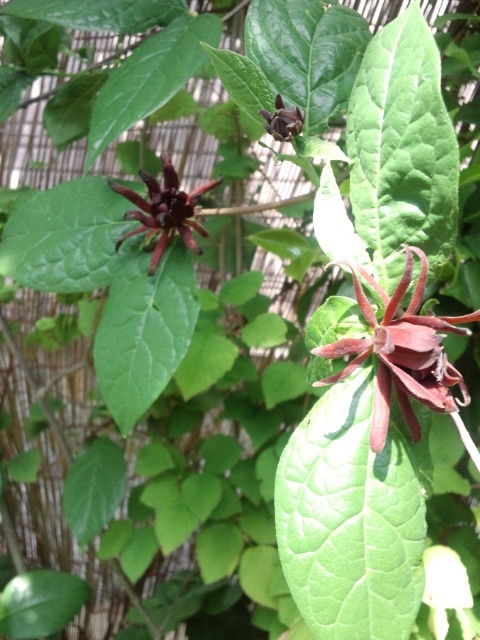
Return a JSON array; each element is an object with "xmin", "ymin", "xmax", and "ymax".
[
  {"xmin": 148, "ymin": 230, "xmax": 172, "ymax": 276},
  {"xmin": 275, "ymin": 94, "xmax": 284, "ymax": 110},
  {"xmin": 178, "ymin": 224, "xmax": 203, "ymax": 254},
  {"xmin": 115, "ymin": 225, "xmax": 149, "ymax": 252},
  {"xmin": 312, "ymin": 347, "xmax": 372, "ymax": 387},
  {"xmin": 439, "ymin": 310, "xmax": 480, "ymax": 325},
  {"xmin": 387, "ymin": 321, "xmax": 441, "ymax": 352},
  {"xmin": 370, "ymin": 361, "xmax": 392, "ymax": 453},
  {"xmin": 444, "ymin": 361, "xmax": 471, "ymax": 406},
  {"xmin": 187, "ymin": 178, "xmax": 223, "ymax": 201},
  {"xmin": 382, "ymin": 246, "xmax": 413, "ymax": 325},
  {"xmin": 356, "ymin": 265, "xmax": 390, "ymax": 307},
  {"xmin": 184, "ymin": 218, "xmax": 209, "ymax": 238},
  {"xmin": 393, "ymin": 381, "xmax": 422, "ymax": 443},
  {"xmin": 337, "ymin": 261, "xmax": 378, "ymax": 328},
  {"xmin": 161, "ymin": 152, "xmax": 180, "ymax": 191},
  {"xmin": 311, "ymin": 337, "xmax": 372, "ymax": 359},
  {"xmin": 400, "ymin": 314, "xmax": 471, "ymax": 336},
  {"xmin": 108, "ymin": 180, "xmax": 152, "ymax": 215},
  {"xmin": 405, "ymin": 246, "xmax": 428, "ymax": 315},
  {"xmin": 139, "ymin": 170, "xmax": 162, "ymax": 201}
]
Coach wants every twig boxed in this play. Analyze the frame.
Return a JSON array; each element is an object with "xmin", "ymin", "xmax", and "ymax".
[
  {"xmin": 450, "ymin": 410, "xmax": 480, "ymax": 473},
  {"xmin": 0, "ymin": 500, "xmax": 26, "ymax": 573},
  {"xmin": 196, "ymin": 189, "xmax": 317, "ymax": 217},
  {"xmin": 221, "ymin": 0, "xmax": 251, "ymax": 22}
]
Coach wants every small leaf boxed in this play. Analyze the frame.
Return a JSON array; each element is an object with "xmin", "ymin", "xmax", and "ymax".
[
  {"xmin": 295, "ymin": 137, "xmax": 350, "ymax": 163},
  {"xmin": 181, "ymin": 473, "xmax": 223, "ymax": 522},
  {"xmin": 134, "ymin": 440, "xmax": 174, "ymax": 477},
  {"xmin": 199, "ymin": 435, "xmax": 243, "ymax": 475},
  {"xmin": 219, "ymin": 271, "xmax": 264, "ymax": 306},
  {"xmin": 210, "ymin": 480, "xmax": 242, "ymax": 520},
  {"xmin": 230, "ymin": 460, "xmax": 262, "ymax": 505},
  {"xmin": 148, "ymin": 89, "xmax": 199, "ymax": 123},
  {"xmin": 239, "ymin": 503, "xmax": 276, "ymax": 545},
  {"xmin": 63, "ymin": 438, "xmax": 127, "ymax": 545},
  {"xmin": 94, "ymin": 243, "xmax": 199, "ymax": 434},
  {"xmin": 86, "ymin": 14, "xmax": 221, "ymax": 168},
  {"xmin": 0, "ymin": 570, "xmax": 90, "ymax": 638},
  {"xmin": 7, "ymin": 449, "xmax": 41, "ymax": 483},
  {"xmin": 423, "ymin": 545, "xmax": 473, "ymax": 609},
  {"xmin": 196, "ymin": 522, "xmax": 244, "ymax": 584},
  {"xmin": 248, "ymin": 229, "xmax": 311, "ymax": 260},
  {"xmin": 43, "ymin": 71, "xmax": 108, "ymax": 150},
  {"xmin": 239, "ymin": 545, "xmax": 281, "ymax": 608},
  {"xmin": 2, "ymin": 0, "xmax": 189, "ymax": 34},
  {"xmin": 201, "ymin": 45, "xmax": 276, "ymax": 125},
  {"xmin": 0, "ymin": 177, "xmax": 133, "ymax": 293},
  {"xmin": 174, "ymin": 332, "xmax": 238, "ymax": 401},
  {"xmin": 255, "ymin": 447, "xmax": 278, "ymax": 502},
  {"xmin": 120, "ymin": 526, "xmax": 158, "ymax": 583},
  {"xmin": 241, "ymin": 313, "xmax": 287, "ymax": 348},
  {"xmin": 97, "ymin": 520, "xmax": 133, "ymax": 560},
  {"xmin": 115, "ymin": 140, "xmax": 162, "ymax": 176},
  {"xmin": 0, "ymin": 67, "xmax": 32, "ymax": 124},
  {"xmin": 261, "ymin": 362, "xmax": 307, "ymax": 409}
]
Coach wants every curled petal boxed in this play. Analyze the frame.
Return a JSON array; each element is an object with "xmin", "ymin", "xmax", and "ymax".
[
  {"xmin": 356, "ymin": 266, "xmax": 390, "ymax": 307},
  {"xmin": 311, "ymin": 337, "xmax": 372, "ymax": 359},
  {"xmin": 370, "ymin": 361, "xmax": 392, "ymax": 453},
  {"xmin": 185, "ymin": 218, "xmax": 209, "ymax": 238},
  {"xmin": 148, "ymin": 230, "xmax": 172, "ymax": 276},
  {"xmin": 400, "ymin": 314, "xmax": 471, "ymax": 336},
  {"xmin": 393, "ymin": 381, "xmax": 422, "ymax": 443},
  {"xmin": 336, "ymin": 261, "xmax": 378, "ymax": 328},
  {"xmin": 382, "ymin": 246, "xmax": 413, "ymax": 325},
  {"xmin": 161, "ymin": 152, "xmax": 180, "ymax": 191},
  {"xmin": 275, "ymin": 94, "xmax": 284, "ymax": 110},
  {"xmin": 178, "ymin": 224, "xmax": 203, "ymax": 254},
  {"xmin": 139, "ymin": 170, "xmax": 161, "ymax": 201},
  {"xmin": 382, "ymin": 347, "xmax": 441, "ymax": 371},
  {"xmin": 115, "ymin": 225, "xmax": 149, "ymax": 252},
  {"xmin": 439, "ymin": 309, "xmax": 480, "ymax": 325},
  {"xmin": 108, "ymin": 180, "xmax": 152, "ymax": 214},
  {"xmin": 444, "ymin": 361, "xmax": 471, "ymax": 407},
  {"xmin": 405, "ymin": 246, "xmax": 428, "ymax": 315},
  {"xmin": 188, "ymin": 178, "xmax": 223, "ymax": 201},
  {"xmin": 373, "ymin": 326, "xmax": 394, "ymax": 354},
  {"xmin": 312, "ymin": 347, "xmax": 372, "ymax": 387}
]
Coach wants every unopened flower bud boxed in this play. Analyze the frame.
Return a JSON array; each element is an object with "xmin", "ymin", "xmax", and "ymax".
[{"xmin": 259, "ymin": 94, "xmax": 304, "ymax": 142}]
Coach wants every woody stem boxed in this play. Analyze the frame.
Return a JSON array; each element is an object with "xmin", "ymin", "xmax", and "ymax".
[{"xmin": 450, "ymin": 411, "xmax": 480, "ymax": 473}]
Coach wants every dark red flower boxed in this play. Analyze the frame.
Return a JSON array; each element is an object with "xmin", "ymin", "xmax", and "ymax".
[
  {"xmin": 108, "ymin": 153, "xmax": 222, "ymax": 275},
  {"xmin": 259, "ymin": 94, "xmax": 304, "ymax": 142},
  {"xmin": 311, "ymin": 246, "xmax": 480, "ymax": 453}
]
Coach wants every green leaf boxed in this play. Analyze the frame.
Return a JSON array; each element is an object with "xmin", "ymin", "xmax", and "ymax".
[
  {"xmin": 239, "ymin": 546, "xmax": 281, "ymax": 608},
  {"xmin": 63, "ymin": 438, "xmax": 127, "ymax": 545},
  {"xmin": 423, "ymin": 545, "xmax": 473, "ymax": 609},
  {"xmin": 201, "ymin": 45, "xmax": 276, "ymax": 125},
  {"xmin": 77, "ymin": 299, "xmax": 99, "ymax": 337},
  {"xmin": 115, "ymin": 140, "xmax": 162, "ymax": 176},
  {"xmin": 199, "ymin": 435, "xmax": 243, "ymax": 475},
  {"xmin": 2, "ymin": 0, "xmax": 188, "ymax": 34},
  {"xmin": 248, "ymin": 229, "xmax": 312, "ymax": 260},
  {"xmin": 241, "ymin": 313, "xmax": 287, "ymax": 348},
  {"xmin": 86, "ymin": 14, "xmax": 221, "ymax": 168},
  {"xmin": 0, "ymin": 177, "xmax": 134, "ymax": 293},
  {"xmin": 219, "ymin": 271, "xmax": 264, "ymax": 306},
  {"xmin": 230, "ymin": 460, "xmax": 262, "ymax": 505},
  {"xmin": 43, "ymin": 71, "xmax": 108, "ymax": 151},
  {"xmin": 245, "ymin": 1, "xmax": 371, "ymax": 135},
  {"xmin": 261, "ymin": 362, "xmax": 307, "ymax": 409},
  {"xmin": 199, "ymin": 100, "xmax": 263, "ymax": 142},
  {"xmin": 0, "ymin": 67, "xmax": 32, "ymax": 124},
  {"xmin": 275, "ymin": 367, "xmax": 426, "ymax": 639},
  {"xmin": 347, "ymin": 3, "xmax": 459, "ymax": 292},
  {"xmin": 255, "ymin": 447, "xmax": 279, "ymax": 502},
  {"xmin": 239, "ymin": 503, "xmax": 276, "ymax": 545},
  {"xmin": 196, "ymin": 522, "xmax": 244, "ymax": 584},
  {"xmin": 0, "ymin": 570, "xmax": 90, "ymax": 638},
  {"xmin": 135, "ymin": 440, "xmax": 174, "ymax": 477},
  {"xmin": 174, "ymin": 332, "xmax": 238, "ymax": 401},
  {"xmin": 7, "ymin": 449, "xmax": 41, "ymax": 483},
  {"xmin": 120, "ymin": 526, "xmax": 158, "ymax": 583},
  {"xmin": 295, "ymin": 137, "xmax": 350, "ymax": 163},
  {"xmin": 148, "ymin": 89, "xmax": 199, "ymax": 124},
  {"xmin": 98, "ymin": 520, "xmax": 133, "ymax": 560},
  {"xmin": 209, "ymin": 480, "xmax": 242, "ymax": 520},
  {"xmin": 94, "ymin": 243, "xmax": 199, "ymax": 434},
  {"xmin": 181, "ymin": 473, "xmax": 223, "ymax": 522}
]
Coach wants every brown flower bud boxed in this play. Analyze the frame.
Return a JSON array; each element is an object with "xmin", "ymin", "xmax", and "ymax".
[{"xmin": 259, "ymin": 94, "xmax": 304, "ymax": 142}]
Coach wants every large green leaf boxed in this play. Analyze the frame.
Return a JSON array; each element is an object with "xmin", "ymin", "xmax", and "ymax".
[
  {"xmin": 0, "ymin": 177, "xmax": 134, "ymax": 293},
  {"xmin": 275, "ymin": 367, "xmax": 426, "ymax": 640},
  {"xmin": 63, "ymin": 438, "xmax": 127, "ymax": 545},
  {"xmin": 244, "ymin": 1, "xmax": 371, "ymax": 135},
  {"xmin": 201, "ymin": 45, "xmax": 276, "ymax": 125},
  {"xmin": 2, "ymin": 0, "xmax": 188, "ymax": 33},
  {"xmin": 347, "ymin": 3, "xmax": 459, "ymax": 292},
  {"xmin": 0, "ymin": 570, "xmax": 90, "ymax": 638},
  {"xmin": 94, "ymin": 243, "xmax": 199, "ymax": 434},
  {"xmin": 43, "ymin": 71, "xmax": 108, "ymax": 150},
  {"xmin": 0, "ymin": 67, "xmax": 32, "ymax": 124},
  {"xmin": 86, "ymin": 14, "xmax": 221, "ymax": 168}
]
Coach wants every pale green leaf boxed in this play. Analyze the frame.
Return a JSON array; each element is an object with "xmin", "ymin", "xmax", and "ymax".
[
  {"xmin": 241, "ymin": 313, "xmax": 287, "ymax": 348},
  {"xmin": 275, "ymin": 367, "xmax": 426, "ymax": 639},
  {"xmin": 239, "ymin": 545, "xmax": 281, "ymax": 608},
  {"xmin": 347, "ymin": 3, "xmax": 459, "ymax": 292},
  {"xmin": 219, "ymin": 271, "xmax": 264, "ymax": 306},
  {"xmin": 134, "ymin": 440, "xmax": 174, "ymax": 477},
  {"xmin": 98, "ymin": 520, "xmax": 133, "ymax": 560},
  {"xmin": 2, "ymin": 0, "xmax": 188, "ymax": 34},
  {"xmin": 423, "ymin": 546, "xmax": 473, "ymax": 609},
  {"xmin": 0, "ymin": 177, "xmax": 134, "ymax": 293},
  {"xmin": 174, "ymin": 332, "xmax": 238, "ymax": 401},
  {"xmin": 120, "ymin": 526, "xmax": 158, "ymax": 583},
  {"xmin": 248, "ymin": 229, "xmax": 312, "ymax": 260},
  {"xmin": 261, "ymin": 361, "xmax": 307, "ymax": 409},
  {"xmin": 196, "ymin": 522, "xmax": 244, "ymax": 584},
  {"xmin": 94, "ymin": 243, "xmax": 199, "ymax": 434},
  {"xmin": 295, "ymin": 137, "xmax": 350, "ymax": 163},
  {"xmin": 245, "ymin": 1, "xmax": 371, "ymax": 135},
  {"xmin": 181, "ymin": 473, "xmax": 223, "ymax": 522},
  {"xmin": 86, "ymin": 14, "xmax": 221, "ymax": 168},
  {"xmin": 63, "ymin": 438, "xmax": 127, "ymax": 545},
  {"xmin": 0, "ymin": 570, "xmax": 90, "ymax": 638},
  {"xmin": 148, "ymin": 89, "xmax": 199, "ymax": 124},
  {"xmin": 7, "ymin": 449, "xmax": 41, "ymax": 483}
]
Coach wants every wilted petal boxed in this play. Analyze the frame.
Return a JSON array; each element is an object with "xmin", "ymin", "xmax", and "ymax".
[
  {"xmin": 178, "ymin": 224, "xmax": 203, "ymax": 254},
  {"xmin": 370, "ymin": 361, "xmax": 392, "ymax": 453},
  {"xmin": 400, "ymin": 314, "xmax": 471, "ymax": 336},
  {"xmin": 161, "ymin": 152, "xmax": 180, "ymax": 191},
  {"xmin": 312, "ymin": 348, "xmax": 372, "ymax": 387},
  {"xmin": 311, "ymin": 337, "xmax": 372, "ymax": 359}
]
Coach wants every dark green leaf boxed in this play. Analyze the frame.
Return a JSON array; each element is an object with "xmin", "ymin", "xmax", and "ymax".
[
  {"xmin": 7, "ymin": 449, "xmax": 41, "ymax": 483},
  {"xmin": 347, "ymin": 3, "xmax": 459, "ymax": 291},
  {"xmin": 0, "ymin": 67, "xmax": 32, "ymax": 124},
  {"xmin": 2, "ymin": 0, "xmax": 188, "ymax": 34},
  {"xmin": 86, "ymin": 14, "xmax": 221, "ymax": 168},
  {"xmin": 63, "ymin": 438, "xmax": 127, "ymax": 545},
  {"xmin": 0, "ymin": 177, "xmax": 134, "ymax": 293},
  {"xmin": 199, "ymin": 435, "xmax": 243, "ymax": 475},
  {"xmin": 275, "ymin": 367, "xmax": 426, "ymax": 639},
  {"xmin": 0, "ymin": 570, "xmax": 90, "ymax": 638},
  {"xmin": 196, "ymin": 522, "xmax": 244, "ymax": 584},
  {"xmin": 181, "ymin": 473, "xmax": 223, "ymax": 522},
  {"xmin": 115, "ymin": 140, "xmax": 162, "ymax": 176},
  {"xmin": 97, "ymin": 520, "xmax": 133, "ymax": 560},
  {"xmin": 94, "ymin": 243, "xmax": 199, "ymax": 434},
  {"xmin": 43, "ymin": 71, "xmax": 108, "ymax": 150},
  {"xmin": 245, "ymin": 1, "xmax": 371, "ymax": 135}
]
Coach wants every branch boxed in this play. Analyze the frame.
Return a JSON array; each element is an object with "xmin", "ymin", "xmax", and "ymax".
[
  {"xmin": 221, "ymin": 0, "xmax": 251, "ymax": 22},
  {"xmin": 0, "ymin": 500, "xmax": 26, "ymax": 573},
  {"xmin": 196, "ymin": 189, "xmax": 316, "ymax": 217}
]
